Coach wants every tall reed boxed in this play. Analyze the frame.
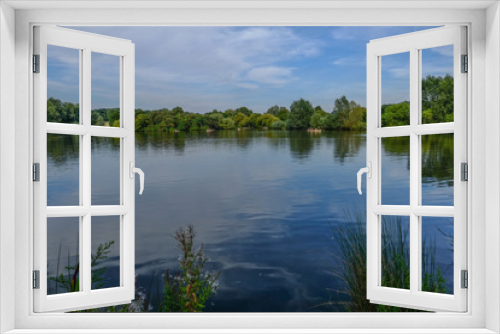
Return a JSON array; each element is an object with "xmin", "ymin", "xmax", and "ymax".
[{"xmin": 331, "ymin": 209, "xmax": 446, "ymax": 312}]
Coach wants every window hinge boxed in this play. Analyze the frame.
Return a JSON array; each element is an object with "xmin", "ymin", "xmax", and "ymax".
[
  {"xmin": 33, "ymin": 163, "xmax": 40, "ymax": 182},
  {"xmin": 33, "ymin": 270, "xmax": 40, "ymax": 289},
  {"xmin": 33, "ymin": 54, "xmax": 40, "ymax": 73},
  {"xmin": 461, "ymin": 270, "xmax": 468, "ymax": 289},
  {"xmin": 461, "ymin": 162, "xmax": 468, "ymax": 181},
  {"xmin": 461, "ymin": 54, "xmax": 468, "ymax": 73}
]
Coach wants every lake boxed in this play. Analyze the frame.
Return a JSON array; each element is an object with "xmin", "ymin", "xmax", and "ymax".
[{"xmin": 46, "ymin": 130, "xmax": 454, "ymax": 312}]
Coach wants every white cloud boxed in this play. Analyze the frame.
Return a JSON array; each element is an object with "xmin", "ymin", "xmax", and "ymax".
[
  {"xmin": 62, "ymin": 26, "xmax": 326, "ymax": 111},
  {"xmin": 332, "ymin": 56, "xmax": 365, "ymax": 66},
  {"xmin": 235, "ymin": 82, "xmax": 259, "ymax": 90},
  {"xmin": 427, "ymin": 45, "xmax": 454, "ymax": 57},
  {"xmin": 76, "ymin": 27, "xmax": 319, "ymax": 80},
  {"xmin": 388, "ymin": 68, "xmax": 410, "ymax": 78},
  {"xmin": 247, "ymin": 66, "xmax": 294, "ymax": 86},
  {"xmin": 422, "ymin": 65, "xmax": 454, "ymax": 77}
]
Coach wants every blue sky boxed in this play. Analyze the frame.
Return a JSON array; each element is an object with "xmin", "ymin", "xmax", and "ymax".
[{"xmin": 47, "ymin": 26, "xmax": 453, "ymax": 114}]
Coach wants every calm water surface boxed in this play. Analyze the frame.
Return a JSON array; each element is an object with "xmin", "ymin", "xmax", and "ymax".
[{"xmin": 46, "ymin": 130, "xmax": 454, "ymax": 311}]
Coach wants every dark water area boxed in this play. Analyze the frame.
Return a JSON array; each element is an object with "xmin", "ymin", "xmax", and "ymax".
[{"xmin": 46, "ymin": 130, "xmax": 454, "ymax": 311}]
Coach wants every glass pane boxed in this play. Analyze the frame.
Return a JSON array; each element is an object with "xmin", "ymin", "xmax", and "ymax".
[
  {"xmin": 421, "ymin": 216, "xmax": 453, "ymax": 295},
  {"xmin": 421, "ymin": 45, "xmax": 454, "ymax": 124},
  {"xmin": 381, "ymin": 215, "xmax": 410, "ymax": 290},
  {"xmin": 47, "ymin": 134, "xmax": 79, "ymax": 206},
  {"xmin": 91, "ymin": 137, "xmax": 120, "ymax": 205},
  {"xmin": 91, "ymin": 216, "xmax": 121, "ymax": 290},
  {"xmin": 91, "ymin": 52, "xmax": 120, "ymax": 127},
  {"xmin": 47, "ymin": 217, "xmax": 80, "ymax": 295},
  {"xmin": 381, "ymin": 136, "xmax": 410, "ymax": 205},
  {"xmin": 47, "ymin": 45, "xmax": 80, "ymax": 124},
  {"xmin": 381, "ymin": 52, "xmax": 410, "ymax": 127},
  {"xmin": 421, "ymin": 133, "xmax": 454, "ymax": 206}
]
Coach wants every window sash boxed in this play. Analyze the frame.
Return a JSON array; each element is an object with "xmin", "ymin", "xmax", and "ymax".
[
  {"xmin": 33, "ymin": 25, "xmax": 136, "ymax": 313},
  {"xmin": 366, "ymin": 26, "xmax": 468, "ymax": 312}
]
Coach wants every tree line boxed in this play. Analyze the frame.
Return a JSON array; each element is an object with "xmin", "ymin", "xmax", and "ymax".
[{"xmin": 47, "ymin": 75, "xmax": 453, "ymax": 131}]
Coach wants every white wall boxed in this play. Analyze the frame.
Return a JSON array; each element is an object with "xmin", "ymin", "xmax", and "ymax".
[
  {"xmin": 486, "ymin": 2, "xmax": 500, "ymax": 333},
  {"xmin": 0, "ymin": 2, "xmax": 16, "ymax": 333}
]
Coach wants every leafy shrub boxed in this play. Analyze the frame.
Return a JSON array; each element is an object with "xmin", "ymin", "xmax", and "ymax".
[{"xmin": 160, "ymin": 225, "xmax": 220, "ymax": 312}]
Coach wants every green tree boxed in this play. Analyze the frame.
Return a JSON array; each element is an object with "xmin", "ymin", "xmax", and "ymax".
[
  {"xmin": 381, "ymin": 102, "xmax": 410, "ymax": 127},
  {"xmin": 309, "ymin": 112, "xmax": 325, "ymax": 129},
  {"xmin": 107, "ymin": 109, "xmax": 120, "ymax": 127},
  {"xmin": 256, "ymin": 113, "xmax": 279, "ymax": 128},
  {"xmin": 206, "ymin": 112, "xmax": 223, "ymax": 129},
  {"xmin": 135, "ymin": 113, "xmax": 151, "ymax": 132},
  {"xmin": 289, "ymin": 99, "xmax": 315, "ymax": 129},
  {"xmin": 246, "ymin": 113, "xmax": 261, "ymax": 128},
  {"xmin": 271, "ymin": 120, "xmax": 286, "ymax": 130},
  {"xmin": 422, "ymin": 75, "xmax": 454, "ymax": 123},
  {"xmin": 232, "ymin": 112, "xmax": 248, "ymax": 127},
  {"xmin": 332, "ymin": 95, "xmax": 351, "ymax": 129},
  {"xmin": 234, "ymin": 106, "xmax": 252, "ymax": 117},
  {"xmin": 344, "ymin": 105, "xmax": 366, "ymax": 131},
  {"xmin": 47, "ymin": 98, "xmax": 79, "ymax": 124},
  {"xmin": 266, "ymin": 105, "xmax": 289, "ymax": 120},
  {"xmin": 219, "ymin": 117, "xmax": 235, "ymax": 130}
]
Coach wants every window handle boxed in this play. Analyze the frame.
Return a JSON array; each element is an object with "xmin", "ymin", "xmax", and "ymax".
[
  {"xmin": 129, "ymin": 162, "xmax": 145, "ymax": 195},
  {"xmin": 357, "ymin": 162, "xmax": 371, "ymax": 195}
]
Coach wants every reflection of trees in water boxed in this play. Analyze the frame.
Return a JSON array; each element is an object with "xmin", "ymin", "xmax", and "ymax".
[
  {"xmin": 47, "ymin": 135, "xmax": 121, "ymax": 164},
  {"xmin": 381, "ymin": 134, "xmax": 454, "ymax": 184},
  {"xmin": 91, "ymin": 136, "xmax": 120, "ymax": 150},
  {"xmin": 137, "ymin": 130, "xmax": 257, "ymax": 154},
  {"xmin": 329, "ymin": 131, "xmax": 364, "ymax": 164},
  {"xmin": 263, "ymin": 130, "xmax": 288, "ymax": 151},
  {"xmin": 47, "ymin": 134, "xmax": 79, "ymax": 165},
  {"xmin": 381, "ymin": 136, "xmax": 410, "ymax": 156},
  {"xmin": 288, "ymin": 131, "xmax": 321, "ymax": 160},
  {"xmin": 381, "ymin": 137, "xmax": 410, "ymax": 171},
  {"xmin": 421, "ymin": 134, "xmax": 453, "ymax": 184},
  {"xmin": 48, "ymin": 132, "xmax": 453, "ymax": 186},
  {"xmin": 48, "ymin": 130, "xmax": 365, "ymax": 164}
]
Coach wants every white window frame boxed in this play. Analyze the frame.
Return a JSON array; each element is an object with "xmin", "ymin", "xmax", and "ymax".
[
  {"xmin": 33, "ymin": 26, "xmax": 136, "ymax": 312},
  {"xmin": 0, "ymin": 2, "xmax": 499, "ymax": 333},
  {"xmin": 366, "ymin": 26, "xmax": 467, "ymax": 312}
]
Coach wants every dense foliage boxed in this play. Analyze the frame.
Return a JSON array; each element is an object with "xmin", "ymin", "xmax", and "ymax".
[
  {"xmin": 382, "ymin": 75, "xmax": 454, "ymax": 126},
  {"xmin": 46, "ymin": 74, "xmax": 453, "ymax": 132}
]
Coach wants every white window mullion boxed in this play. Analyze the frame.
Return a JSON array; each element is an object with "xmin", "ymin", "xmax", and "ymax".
[
  {"xmin": 121, "ymin": 48, "xmax": 135, "ymax": 294},
  {"xmin": 409, "ymin": 47, "xmax": 420, "ymax": 295},
  {"xmin": 82, "ymin": 47, "xmax": 92, "ymax": 295},
  {"xmin": 366, "ymin": 44, "xmax": 380, "ymax": 301},
  {"xmin": 78, "ymin": 48, "xmax": 84, "ymax": 293}
]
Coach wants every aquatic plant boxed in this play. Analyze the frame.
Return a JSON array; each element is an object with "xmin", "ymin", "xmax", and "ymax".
[
  {"xmin": 48, "ymin": 240, "xmax": 115, "ymax": 294},
  {"xmin": 159, "ymin": 225, "xmax": 220, "ymax": 312},
  {"xmin": 331, "ymin": 209, "xmax": 446, "ymax": 312}
]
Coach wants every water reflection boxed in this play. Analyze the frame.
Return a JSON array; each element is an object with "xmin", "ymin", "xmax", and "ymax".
[{"xmin": 46, "ymin": 130, "xmax": 454, "ymax": 312}]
